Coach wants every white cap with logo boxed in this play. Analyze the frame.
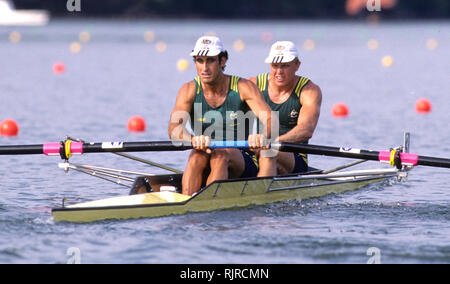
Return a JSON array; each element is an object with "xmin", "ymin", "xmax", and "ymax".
[
  {"xmin": 190, "ymin": 36, "xmax": 225, "ymax": 57},
  {"xmin": 264, "ymin": 41, "xmax": 299, "ymax": 64}
]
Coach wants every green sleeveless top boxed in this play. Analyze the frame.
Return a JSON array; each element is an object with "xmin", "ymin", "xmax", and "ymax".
[
  {"xmin": 190, "ymin": 75, "xmax": 252, "ymax": 141},
  {"xmin": 256, "ymin": 73, "xmax": 310, "ymax": 136}
]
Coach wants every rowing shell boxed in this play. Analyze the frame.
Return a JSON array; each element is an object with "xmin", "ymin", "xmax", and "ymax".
[
  {"xmin": 2, "ymin": 133, "xmax": 447, "ymax": 222},
  {"xmin": 51, "ymin": 168, "xmax": 399, "ymax": 223}
]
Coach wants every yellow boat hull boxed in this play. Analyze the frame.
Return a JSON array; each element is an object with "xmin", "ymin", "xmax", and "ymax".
[{"xmin": 52, "ymin": 174, "xmax": 389, "ymax": 223}]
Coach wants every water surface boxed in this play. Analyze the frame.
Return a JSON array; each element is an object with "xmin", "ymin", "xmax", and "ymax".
[{"xmin": 0, "ymin": 19, "xmax": 449, "ymax": 263}]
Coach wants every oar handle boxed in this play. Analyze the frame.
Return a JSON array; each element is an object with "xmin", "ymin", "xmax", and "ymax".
[{"xmin": 209, "ymin": 141, "xmax": 249, "ymax": 149}]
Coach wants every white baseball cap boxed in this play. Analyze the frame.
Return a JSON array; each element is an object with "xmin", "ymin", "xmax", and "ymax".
[
  {"xmin": 265, "ymin": 41, "xmax": 299, "ymax": 64},
  {"xmin": 190, "ymin": 36, "xmax": 225, "ymax": 57}
]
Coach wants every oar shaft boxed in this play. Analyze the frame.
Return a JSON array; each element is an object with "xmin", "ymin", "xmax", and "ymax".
[
  {"xmin": 0, "ymin": 140, "xmax": 229, "ymax": 157},
  {"xmin": 0, "ymin": 144, "xmax": 45, "ymax": 155},
  {"xmin": 0, "ymin": 141, "xmax": 193, "ymax": 157},
  {"xmin": 1, "ymin": 139, "xmax": 449, "ymax": 169},
  {"xmin": 276, "ymin": 143, "xmax": 380, "ymax": 161},
  {"xmin": 0, "ymin": 141, "xmax": 251, "ymax": 156},
  {"xmin": 417, "ymin": 155, "xmax": 450, "ymax": 169},
  {"xmin": 276, "ymin": 142, "xmax": 450, "ymax": 169},
  {"xmin": 81, "ymin": 141, "xmax": 192, "ymax": 154}
]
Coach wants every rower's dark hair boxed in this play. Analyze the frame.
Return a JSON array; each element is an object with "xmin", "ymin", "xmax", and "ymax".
[
  {"xmin": 218, "ymin": 51, "xmax": 228, "ymax": 71},
  {"xmin": 193, "ymin": 51, "xmax": 228, "ymax": 71}
]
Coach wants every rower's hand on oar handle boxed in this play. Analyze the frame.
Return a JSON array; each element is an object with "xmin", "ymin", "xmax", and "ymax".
[
  {"xmin": 251, "ymin": 135, "xmax": 279, "ymax": 158},
  {"xmin": 191, "ymin": 135, "xmax": 212, "ymax": 154},
  {"xmin": 248, "ymin": 134, "xmax": 270, "ymax": 150}
]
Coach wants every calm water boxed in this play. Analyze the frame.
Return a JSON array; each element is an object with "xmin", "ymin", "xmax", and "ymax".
[{"xmin": 0, "ymin": 19, "xmax": 449, "ymax": 264}]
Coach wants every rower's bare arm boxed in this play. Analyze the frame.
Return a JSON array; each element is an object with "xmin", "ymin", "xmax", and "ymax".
[
  {"xmin": 239, "ymin": 79, "xmax": 276, "ymax": 140},
  {"xmin": 168, "ymin": 82, "xmax": 196, "ymax": 143},
  {"xmin": 279, "ymin": 82, "xmax": 322, "ymax": 143}
]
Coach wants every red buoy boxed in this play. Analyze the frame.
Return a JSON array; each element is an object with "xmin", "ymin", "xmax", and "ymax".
[
  {"xmin": 0, "ymin": 119, "xmax": 19, "ymax": 137},
  {"xmin": 332, "ymin": 103, "xmax": 349, "ymax": 118},
  {"xmin": 127, "ymin": 116, "xmax": 146, "ymax": 132},
  {"xmin": 52, "ymin": 62, "xmax": 66, "ymax": 75},
  {"xmin": 415, "ymin": 98, "xmax": 432, "ymax": 114}
]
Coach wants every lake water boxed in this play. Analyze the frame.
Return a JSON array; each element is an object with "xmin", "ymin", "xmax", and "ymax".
[{"xmin": 0, "ymin": 19, "xmax": 449, "ymax": 264}]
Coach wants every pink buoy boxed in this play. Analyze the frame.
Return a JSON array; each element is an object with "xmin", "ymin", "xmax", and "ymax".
[
  {"xmin": 0, "ymin": 119, "xmax": 19, "ymax": 136},
  {"xmin": 127, "ymin": 116, "xmax": 146, "ymax": 132},
  {"xmin": 52, "ymin": 62, "xmax": 66, "ymax": 75},
  {"xmin": 332, "ymin": 103, "xmax": 349, "ymax": 118},
  {"xmin": 415, "ymin": 98, "xmax": 432, "ymax": 114}
]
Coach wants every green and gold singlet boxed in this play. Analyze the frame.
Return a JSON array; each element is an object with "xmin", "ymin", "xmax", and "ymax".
[
  {"xmin": 256, "ymin": 73, "xmax": 310, "ymax": 169},
  {"xmin": 256, "ymin": 73, "xmax": 310, "ymax": 136},
  {"xmin": 190, "ymin": 75, "xmax": 253, "ymax": 141}
]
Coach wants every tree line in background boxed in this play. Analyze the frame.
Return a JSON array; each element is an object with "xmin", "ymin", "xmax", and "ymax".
[{"xmin": 13, "ymin": 0, "xmax": 450, "ymax": 18}]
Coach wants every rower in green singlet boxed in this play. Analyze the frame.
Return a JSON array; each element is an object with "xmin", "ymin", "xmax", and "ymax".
[
  {"xmin": 190, "ymin": 75, "xmax": 251, "ymax": 142},
  {"xmin": 169, "ymin": 36, "xmax": 274, "ymax": 196},
  {"xmin": 249, "ymin": 41, "xmax": 322, "ymax": 176}
]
